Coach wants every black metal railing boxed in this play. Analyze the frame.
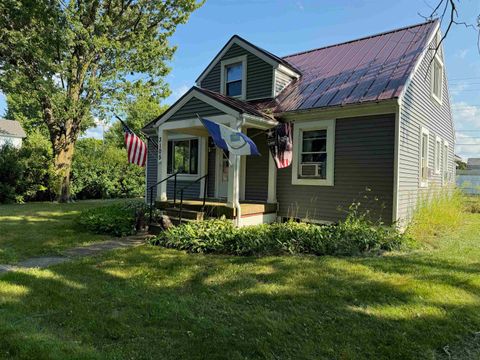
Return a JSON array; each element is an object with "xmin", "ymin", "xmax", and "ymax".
[
  {"xmin": 147, "ymin": 172, "xmax": 179, "ymax": 224},
  {"xmin": 176, "ymin": 173, "xmax": 209, "ymax": 224}
]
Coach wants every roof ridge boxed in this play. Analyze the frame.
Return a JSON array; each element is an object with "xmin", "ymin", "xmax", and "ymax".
[{"xmin": 282, "ymin": 19, "xmax": 438, "ymax": 59}]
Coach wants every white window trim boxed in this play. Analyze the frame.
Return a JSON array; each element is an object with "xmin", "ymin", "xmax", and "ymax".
[
  {"xmin": 419, "ymin": 127, "xmax": 430, "ymax": 188},
  {"xmin": 220, "ymin": 55, "xmax": 247, "ymax": 100},
  {"xmin": 166, "ymin": 135, "xmax": 200, "ymax": 179},
  {"xmin": 431, "ymin": 52, "xmax": 443, "ymax": 105},
  {"xmin": 434, "ymin": 135, "xmax": 442, "ymax": 174},
  {"xmin": 443, "ymin": 140, "xmax": 449, "ymax": 184},
  {"xmin": 292, "ymin": 119, "xmax": 335, "ymax": 186}
]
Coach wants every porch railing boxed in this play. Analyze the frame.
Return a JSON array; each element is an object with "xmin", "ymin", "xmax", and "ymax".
[
  {"xmin": 147, "ymin": 172, "xmax": 179, "ymax": 224},
  {"xmin": 176, "ymin": 173, "xmax": 209, "ymax": 224}
]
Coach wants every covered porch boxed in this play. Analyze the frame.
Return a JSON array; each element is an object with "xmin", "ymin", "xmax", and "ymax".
[{"xmin": 150, "ymin": 87, "xmax": 279, "ymax": 225}]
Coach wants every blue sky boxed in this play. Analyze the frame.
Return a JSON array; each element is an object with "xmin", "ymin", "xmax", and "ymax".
[{"xmin": 1, "ymin": 0, "xmax": 480, "ymax": 158}]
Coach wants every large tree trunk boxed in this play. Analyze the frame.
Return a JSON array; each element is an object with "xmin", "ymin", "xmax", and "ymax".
[{"xmin": 53, "ymin": 136, "xmax": 75, "ymax": 202}]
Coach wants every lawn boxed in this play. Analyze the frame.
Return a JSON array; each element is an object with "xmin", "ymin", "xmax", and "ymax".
[
  {"xmin": 0, "ymin": 202, "xmax": 479, "ymax": 359},
  {"xmin": 0, "ymin": 200, "xmax": 121, "ymax": 264}
]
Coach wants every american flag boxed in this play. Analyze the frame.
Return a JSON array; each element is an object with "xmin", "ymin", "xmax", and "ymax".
[
  {"xmin": 266, "ymin": 122, "xmax": 293, "ymax": 169},
  {"xmin": 122, "ymin": 122, "xmax": 147, "ymax": 167}
]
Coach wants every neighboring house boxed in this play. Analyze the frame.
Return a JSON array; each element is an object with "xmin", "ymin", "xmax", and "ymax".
[
  {"xmin": 143, "ymin": 19, "xmax": 455, "ymax": 226},
  {"xmin": 466, "ymin": 158, "xmax": 480, "ymax": 170},
  {"xmin": 0, "ymin": 118, "xmax": 27, "ymax": 148},
  {"xmin": 457, "ymin": 157, "xmax": 480, "ymax": 195}
]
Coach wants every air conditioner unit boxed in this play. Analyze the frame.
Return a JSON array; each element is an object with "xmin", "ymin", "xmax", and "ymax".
[{"xmin": 300, "ymin": 163, "xmax": 321, "ymax": 177}]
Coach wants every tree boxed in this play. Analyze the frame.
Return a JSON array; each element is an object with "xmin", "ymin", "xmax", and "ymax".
[
  {"xmin": 0, "ymin": 0, "xmax": 201, "ymax": 201},
  {"xmin": 105, "ymin": 91, "xmax": 168, "ymax": 148}
]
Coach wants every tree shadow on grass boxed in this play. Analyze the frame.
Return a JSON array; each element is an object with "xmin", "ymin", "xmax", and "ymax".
[{"xmin": 0, "ymin": 247, "xmax": 479, "ymax": 359}]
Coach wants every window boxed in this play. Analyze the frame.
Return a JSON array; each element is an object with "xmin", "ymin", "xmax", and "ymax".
[
  {"xmin": 292, "ymin": 119, "xmax": 335, "ymax": 186},
  {"xmin": 225, "ymin": 63, "xmax": 242, "ymax": 97},
  {"xmin": 420, "ymin": 127, "xmax": 429, "ymax": 187},
  {"xmin": 221, "ymin": 55, "xmax": 247, "ymax": 99},
  {"xmin": 443, "ymin": 141, "xmax": 449, "ymax": 183},
  {"xmin": 434, "ymin": 136, "xmax": 442, "ymax": 174},
  {"xmin": 431, "ymin": 33, "xmax": 444, "ymax": 104},
  {"xmin": 167, "ymin": 138, "xmax": 198, "ymax": 175}
]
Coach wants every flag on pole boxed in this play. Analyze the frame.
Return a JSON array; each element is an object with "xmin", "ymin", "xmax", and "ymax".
[
  {"xmin": 200, "ymin": 117, "xmax": 260, "ymax": 156},
  {"xmin": 266, "ymin": 122, "xmax": 293, "ymax": 168},
  {"xmin": 122, "ymin": 122, "xmax": 147, "ymax": 167}
]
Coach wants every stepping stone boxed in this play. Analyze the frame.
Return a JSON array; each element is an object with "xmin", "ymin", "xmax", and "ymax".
[{"xmin": 17, "ymin": 256, "xmax": 69, "ymax": 269}]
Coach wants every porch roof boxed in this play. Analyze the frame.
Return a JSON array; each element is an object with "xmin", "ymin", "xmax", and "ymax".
[{"xmin": 142, "ymin": 86, "xmax": 276, "ymax": 131}]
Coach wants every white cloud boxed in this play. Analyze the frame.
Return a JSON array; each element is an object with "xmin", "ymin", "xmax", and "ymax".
[
  {"xmin": 452, "ymin": 102, "xmax": 480, "ymax": 159},
  {"xmin": 171, "ymin": 84, "xmax": 190, "ymax": 102},
  {"xmin": 296, "ymin": 1, "xmax": 304, "ymax": 11},
  {"xmin": 455, "ymin": 49, "xmax": 469, "ymax": 59},
  {"xmin": 449, "ymin": 81, "xmax": 469, "ymax": 97},
  {"xmin": 81, "ymin": 118, "xmax": 112, "ymax": 140}
]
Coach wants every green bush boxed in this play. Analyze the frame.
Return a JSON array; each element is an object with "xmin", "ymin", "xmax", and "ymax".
[
  {"xmin": 71, "ymin": 138, "xmax": 145, "ymax": 200},
  {"xmin": 78, "ymin": 201, "xmax": 147, "ymax": 237},
  {"xmin": 153, "ymin": 215, "xmax": 406, "ymax": 257},
  {"xmin": 0, "ymin": 144, "xmax": 25, "ymax": 203}
]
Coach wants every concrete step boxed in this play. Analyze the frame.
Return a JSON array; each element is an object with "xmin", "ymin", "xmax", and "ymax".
[{"xmin": 165, "ymin": 207, "xmax": 204, "ymax": 221}]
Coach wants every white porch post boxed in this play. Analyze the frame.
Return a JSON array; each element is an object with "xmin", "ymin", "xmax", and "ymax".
[
  {"xmin": 158, "ymin": 128, "xmax": 169, "ymax": 201},
  {"xmin": 267, "ymin": 152, "xmax": 277, "ymax": 203},
  {"xmin": 199, "ymin": 136, "xmax": 208, "ymax": 198},
  {"xmin": 227, "ymin": 117, "xmax": 243, "ymax": 226}
]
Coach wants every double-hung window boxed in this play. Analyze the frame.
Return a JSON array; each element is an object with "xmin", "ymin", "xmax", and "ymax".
[
  {"xmin": 434, "ymin": 136, "xmax": 442, "ymax": 174},
  {"xmin": 431, "ymin": 32, "xmax": 444, "ymax": 104},
  {"xmin": 443, "ymin": 141, "xmax": 449, "ymax": 182},
  {"xmin": 420, "ymin": 127, "xmax": 429, "ymax": 187},
  {"xmin": 292, "ymin": 119, "xmax": 335, "ymax": 186},
  {"xmin": 221, "ymin": 55, "xmax": 247, "ymax": 99},
  {"xmin": 167, "ymin": 138, "xmax": 199, "ymax": 175}
]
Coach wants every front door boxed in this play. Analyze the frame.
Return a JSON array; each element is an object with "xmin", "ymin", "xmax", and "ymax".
[{"xmin": 216, "ymin": 148, "xmax": 229, "ymax": 199}]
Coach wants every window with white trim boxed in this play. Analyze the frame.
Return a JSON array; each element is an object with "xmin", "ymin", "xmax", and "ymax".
[
  {"xmin": 420, "ymin": 127, "xmax": 429, "ymax": 187},
  {"xmin": 167, "ymin": 138, "xmax": 199, "ymax": 175},
  {"xmin": 443, "ymin": 141, "xmax": 449, "ymax": 182},
  {"xmin": 431, "ymin": 32, "xmax": 444, "ymax": 103},
  {"xmin": 434, "ymin": 136, "xmax": 442, "ymax": 174},
  {"xmin": 292, "ymin": 119, "xmax": 335, "ymax": 186},
  {"xmin": 221, "ymin": 55, "xmax": 247, "ymax": 99}
]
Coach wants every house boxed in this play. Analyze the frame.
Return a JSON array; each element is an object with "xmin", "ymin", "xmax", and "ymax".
[
  {"xmin": 142, "ymin": 19, "xmax": 455, "ymax": 227},
  {"xmin": 0, "ymin": 118, "xmax": 26, "ymax": 148},
  {"xmin": 467, "ymin": 158, "xmax": 480, "ymax": 170}
]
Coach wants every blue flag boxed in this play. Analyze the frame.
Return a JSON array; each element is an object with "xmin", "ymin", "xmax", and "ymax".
[{"xmin": 200, "ymin": 118, "xmax": 260, "ymax": 156}]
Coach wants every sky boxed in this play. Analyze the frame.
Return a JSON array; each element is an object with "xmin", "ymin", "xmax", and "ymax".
[{"xmin": 1, "ymin": 0, "xmax": 480, "ymax": 159}]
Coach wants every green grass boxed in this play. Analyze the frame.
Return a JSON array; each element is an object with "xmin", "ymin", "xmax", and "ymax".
[
  {"xmin": 0, "ymin": 200, "xmax": 122, "ymax": 264},
  {"xmin": 0, "ymin": 201, "xmax": 480, "ymax": 359}
]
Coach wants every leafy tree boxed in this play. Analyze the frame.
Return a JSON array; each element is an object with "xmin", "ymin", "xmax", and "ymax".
[
  {"xmin": 0, "ymin": 145, "xmax": 25, "ymax": 203},
  {"xmin": 105, "ymin": 91, "xmax": 167, "ymax": 148},
  {"xmin": 0, "ymin": 0, "xmax": 201, "ymax": 201}
]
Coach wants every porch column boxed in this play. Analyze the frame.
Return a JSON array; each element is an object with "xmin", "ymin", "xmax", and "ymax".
[
  {"xmin": 199, "ymin": 136, "xmax": 208, "ymax": 198},
  {"xmin": 158, "ymin": 128, "xmax": 169, "ymax": 201},
  {"xmin": 267, "ymin": 152, "xmax": 277, "ymax": 203},
  {"xmin": 227, "ymin": 118, "xmax": 243, "ymax": 216}
]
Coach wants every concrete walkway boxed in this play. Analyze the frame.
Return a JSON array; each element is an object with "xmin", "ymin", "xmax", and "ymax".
[{"xmin": 0, "ymin": 234, "xmax": 150, "ymax": 275}]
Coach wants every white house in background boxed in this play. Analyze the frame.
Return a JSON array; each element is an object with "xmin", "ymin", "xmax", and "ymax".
[{"xmin": 0, "ymin": 118, "xmax": 27, "ymax": 148}]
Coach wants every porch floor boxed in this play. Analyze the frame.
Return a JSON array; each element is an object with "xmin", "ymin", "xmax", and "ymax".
[{"xmin": 156, "ymin": 199, "xmax": 277, "ymax": 218}]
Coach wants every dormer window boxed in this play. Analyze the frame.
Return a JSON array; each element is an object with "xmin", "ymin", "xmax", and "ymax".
[{"xmin": 220, "ymin": 55, "xmax": 247, "ymax": 99}]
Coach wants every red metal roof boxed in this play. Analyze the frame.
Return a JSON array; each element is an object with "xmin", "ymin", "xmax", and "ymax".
[{"xmin": 270, "ymin": 20, "xmax": 438, "ymax": 113}]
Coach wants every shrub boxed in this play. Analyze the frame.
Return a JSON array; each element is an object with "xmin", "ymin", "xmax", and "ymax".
[
  {"xmin": 406, "ymin": 187, "xmax": 464, "ymax": 244},
  {"xmin": 78, "ymin": 201, "xmax": 147, "ymax": 237},
  {"xmin": 153, "ymin": 216, "xmax": 406, "ymax": 257},
  {"xmin": 0, "ymin": 144, "xmax": 25, "ymax": 203}
]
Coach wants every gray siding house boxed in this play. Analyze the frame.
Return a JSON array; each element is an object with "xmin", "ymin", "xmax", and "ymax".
[
  {"xmin": 0, "ymin": 119, "xmax": 26, "ymax": 148},
  {"xmin": 143, "ymin": 19, "xmax": 455, "ymax": 226}
]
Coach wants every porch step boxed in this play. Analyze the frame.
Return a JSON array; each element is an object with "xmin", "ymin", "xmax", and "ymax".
[{"xmin": 165, "ymin": 207, "xmax": 204, "ymax": 221}]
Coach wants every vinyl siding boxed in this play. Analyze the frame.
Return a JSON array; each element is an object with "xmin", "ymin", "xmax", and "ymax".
[
  {"xmin": 146, "ymin": 138, "xmax": 158, "ymax": 204},
  {"xmin": 200, "ymin": 43, "xmax": 274, "ymax": 100},
  {"xmin": 274, "ymin": 70, "xmax": 293, "ymax": 96},
  {"xmin": 167, "ymin": 97, "xmax": 223, "ymax": 122},
  {"xmin": 397, "ymin": 34, "xmax": 455, "ymax": 224},
  {"xmin": 245, "ymin": 129, "xmax": 269, "ymax": 201},
  {"xmin": 277, "ymin": 114, "xmax": 395, "ymax": 223},
  {"xmin": 167, "ymin": 180, "xmax": 200, "ymax": 199}
]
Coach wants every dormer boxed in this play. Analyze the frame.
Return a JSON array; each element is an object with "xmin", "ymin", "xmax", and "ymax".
[{"xmin": 195, "ymin": 35, "xmax": 300, "ymax": 101}]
